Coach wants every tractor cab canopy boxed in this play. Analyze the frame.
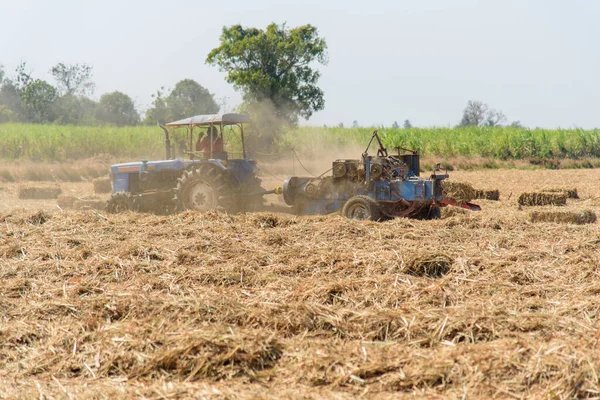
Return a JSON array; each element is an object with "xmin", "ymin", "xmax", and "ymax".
[
  {"xmin": 166, "ymin": 113, "xmax": 250, "ymax": 127},
  {"xmin": 164, "ymin": 113, "xmax": 251, "ymax": 160}
]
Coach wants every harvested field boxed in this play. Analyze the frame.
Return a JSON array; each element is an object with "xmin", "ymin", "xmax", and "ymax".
[
  {"xmin": 73, "ymin": 198, "xmax": 106, "ymax": 210},
  {"xmin": 440, "ymin": 205, "xmax": 469, "ymax": 219},
  {"xmin": 1, "ymin": 167, "xmax": 600, "ymax": 398}
]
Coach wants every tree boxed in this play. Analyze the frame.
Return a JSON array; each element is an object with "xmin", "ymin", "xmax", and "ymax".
[
  {"xmin": 403, "ymin": 119, "xmax": 412, "ymax": 128},
  {"xmin": 352, "ymin": 120, "xmax": 359, "ymax": 128},
  {"xmin": 165, "ymin": 79, "xmax": 219, "ymax": 121},
  {"xmin": 0, "ymin": 80, "xmax": 24, "ymax": 122},
  {"xmin": 21, "ymin": 79, "xmax": 58, "ymax": 123},
  {"xmin": 485, "ymin": 110, "xmax": 507, "ymax": 127},
  {"xmin": 14, "ymin": 62, "xmax": 33, "ymax": 93},
  {"xmin": 143, "ymin": 87, "xmax": 168, "ymax": 125},
  {"xmin": 206, "ymin": 23, "xmax": 328, "ymax": 126},
  {"xmin": 97, "ymin": 91, "xmax": 139, "ymax": 126},
  {"xmin": 50, "ymin": 63, "xmax": 95, "ymax": 96},
  {"xmin": 510, "ymin": 121, "xmax": 523, "ymax": 128},
  {"xmin": 54, "ymin": 94, "xmax": 98, "ymax": 125},
  {"xmin": 459, "ymin": 100, "xmax": 507, "ymax": 127},
  {"xmin": 392, "ymin": 121, "xmax": 399, "ymax": 129}
]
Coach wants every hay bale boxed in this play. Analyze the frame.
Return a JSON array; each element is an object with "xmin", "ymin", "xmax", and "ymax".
[
  {"xmin": 442, "ymin": 181, "xmax": 476, "ymax": 203},
  {"xmin": 543, "ymin": 187, "xmax": 579, "ymax": 199},
  {"xmin": 475, "ymin": 189, "xmax": 500, "ymax": 201},
  {"xmin": 93, "ymin": 177, "xmax": 112, "ymax": 194},
  {"xmin": 18, "ymin": 186, "xmax": 62, "ymax": 200},
  {"xmin": 530, "ymin": 210, "xmax": 596, "ymax": 225},
  {"xmin": 73, "ymin": 199, "xmax": 106, "ymax": 210},
  {"xmin": 518, "ymin": 192, "xmax": 567, "ymax": 206},
  {"xmin": 57, "ymin": 195, "xmax": 77, "ymax": 209},
  {"xmin": 404, "ymin": 252, "xmax": 452, "ymax": 278}
]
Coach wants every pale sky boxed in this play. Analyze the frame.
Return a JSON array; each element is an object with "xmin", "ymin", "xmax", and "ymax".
[{"xmin": 1, "ymin": 0, "xmax": 599, "ymax": 128}]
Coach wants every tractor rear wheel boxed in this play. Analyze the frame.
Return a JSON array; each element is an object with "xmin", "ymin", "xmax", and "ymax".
[
  {"xmin": 342, "ymin": 195, "xmax": 382, "ymax": 221},
  {"xmin": 174, "ymin": 166, "xmax": 235, "ymax": 212},
  {"xmin": 106, "ymin": 192, "xmax": 133, "ymax": 214}
]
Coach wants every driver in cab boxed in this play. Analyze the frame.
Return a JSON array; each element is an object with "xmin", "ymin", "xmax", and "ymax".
[{"xmin": 196, "ymin": 126, "xmax": 223, "ymax": 159}]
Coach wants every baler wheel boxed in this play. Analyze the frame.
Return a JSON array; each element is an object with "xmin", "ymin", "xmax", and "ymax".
[
  {"xmin": 342, "ymin": 195, "xmax": 383, "ymax": 221},
  {"xmin": 106, "ymin": 192, "xmax": 133, "ymax": 214}
]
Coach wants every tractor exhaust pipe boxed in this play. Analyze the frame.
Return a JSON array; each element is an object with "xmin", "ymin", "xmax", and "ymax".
[{"xmin": 159, "ymin": 124, "xmax": 171, "ymax": 159}]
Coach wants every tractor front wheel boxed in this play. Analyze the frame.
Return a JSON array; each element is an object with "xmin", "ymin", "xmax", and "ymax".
[
  {"xmin": 174, "ymin": 166, "xmax": 235, "ymax": 212},
  {"xmin": 342, "ymin": 195, "xmax": 382, "ymax": 221}
]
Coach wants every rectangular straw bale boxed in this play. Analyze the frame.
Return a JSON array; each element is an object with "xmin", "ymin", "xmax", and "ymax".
[
  {"xmin": 543, "ymin": 187, "xmax": 579, "ymax": 199},
  {"xmin": 530, "ymin": 209, "xmax": 596, "ymax": 224},
  {"xmin": 442, "ymin": 181, "xmax": 476, "ymax": 203},
  {"xmin": 93, "ymin": 177, "xmax": 112, "ymax": 194},
  {"xmin": 57, "ymin": 195, "xmax": 77, "ymax": 209},
  {"xmin": 18, "ymin": 186, "xmax": 62, "ymax": 200},
  {"xmin": 475, "ymin": 189, "xmax": 500, "ymax": 201},
  {"xmin": 518, "ymin": 192, "xmax": 567, "ymax": 206}
]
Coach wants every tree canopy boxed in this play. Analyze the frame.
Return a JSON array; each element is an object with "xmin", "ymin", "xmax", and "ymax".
[
  {"xmin": 50, "ymin": 63, "xmax": 95, "ymax": 96},
  {"xmin": 166, "ymin": 79, "xmax": 219, "ymax": 121},
  {"xmin": 97, "ymin": 91, "xmax": 140, "ymax": 126},
  {"xmin": 459, "ymin": 100, "xmax": 507, "ymax": 127},
  {"xmin": 206, "ymin": 23, "xmax": 328, "ymax": 126},
  {"xmin": 143, "ymin": 80, "xmax": 219, "ymax": 125}
]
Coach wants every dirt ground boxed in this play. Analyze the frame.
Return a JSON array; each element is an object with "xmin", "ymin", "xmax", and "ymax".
[{"xmin": 1, "ymin": 168, "xmax": 600, "ymax": 399}]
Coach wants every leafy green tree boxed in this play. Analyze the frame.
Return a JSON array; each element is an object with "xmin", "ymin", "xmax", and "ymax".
[
  {"xmin": 206, "ymin": 23, "xmax": 328, "ymax": 126},
  {"xmin": 0, "ymin": 80, "xmax": 24, "ymax": 122},
  {"xmin": 143, "ymin": 87, "xmax": 168, "ymax": 124},
  {"xmin": 392, "ymin": 121, "xmax": 400, "ymax": 129},
  {"xmin": 403, "ymin": 119, "xmax": 412, "ymax": 128},
  {"xmin": 54, "ymin": 94, "xmax": 98, "ymax": 125},
  {"xmin": 97, "ymin": 91, "xmax": 140, "ymax": 126},
  {"xmin": 50, "ymin": 63, "xmax": 95, "ymax": 96},
  {"xmin": 166, "ymin": 79, "xmax": 219, "ymax": 121},
  {"xmin": 0, "ymin": 105, "xmax": 16, "ymax": 123},
  {"xmin": 21, "ymin": 79, "xmax": 58, "ymax": 123},
  {"xmin": 144, "ymin": 81, "xmax": 218, "ymax": 124}
]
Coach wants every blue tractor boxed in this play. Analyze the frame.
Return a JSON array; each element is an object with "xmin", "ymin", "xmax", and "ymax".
[
  {"xmin": 281, "ymin": 131, "xmax": 480, "ymax": 221},
  {"xmin": 106, "ymin": 113, "xmax": 263, "ymax": 214}
]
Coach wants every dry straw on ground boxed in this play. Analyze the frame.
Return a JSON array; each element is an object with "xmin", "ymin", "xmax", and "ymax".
[
  {"xmin": 475, "ymin": 189, "xmax": 500, "ymax": 201},
  {"xmin": 93, "ymin": 177, "xmax": 112, "ymax": 194},
  {"xmin": 2, "ymin": 207, "xmax": 600, "ymax": 398},
  {"xmin": 442, "ymin": 181, "xmax": 476, "ymax": 203},
  {"xmin": 530, "ymin": 209, "xmax": 597, "ymax": 224},
  {"xmin": 3, "ymin": 167, "xmax": 600, "ymax": 398},
  {"xmin": 518, "ymin": 192, "xmax": 567, "ymax": 206},
  {"xmin": 73, "ymin": 199, "xmax": 106, "ymax": 210},
  {"xmin": 18, "ymin": 186, "xmax": 62, "ymax": 199},
  {"xmin": 440, "ymin": 206, "xmax": 469, "ymax": 219}
]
